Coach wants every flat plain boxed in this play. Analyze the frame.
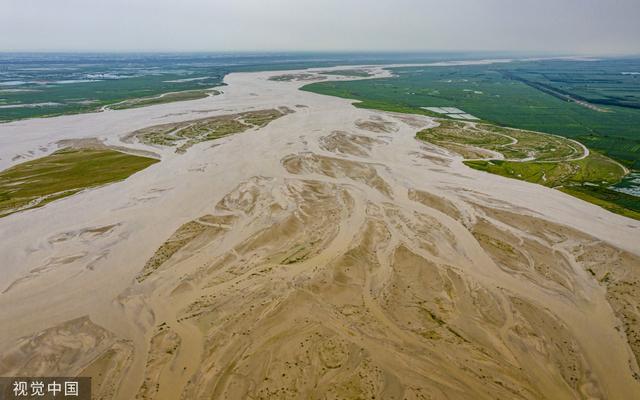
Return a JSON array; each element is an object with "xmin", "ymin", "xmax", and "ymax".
[
  {"xmin": 0, "ymin": 146, "xmax": 158, "ymax": 218},
  {"xmin": 302, "ymin": 59, "xmax": 640, "ymax": 169},
  {"xmin": 0, "ymin": 63, "xmax": 639, "ymax": 400}
]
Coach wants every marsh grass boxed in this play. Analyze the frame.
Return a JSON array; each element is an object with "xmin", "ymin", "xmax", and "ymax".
[
  {"xmin": 0, "ymin": 148, "xmax": 159, "ymax": 218},
  {"xmin": 131, "ymin": 108, "xmax": 290, "ymax": 153},
  {"xmin": 417, "ymin": 121, "xmax": 637, "ymax": 219},
  {"xmin": 109, "ymin": 89, "xmax": 220, "ymax": 110},
  {"xmin": 319, "ymin": 69, "xmax": 373, "ymax": 78}
]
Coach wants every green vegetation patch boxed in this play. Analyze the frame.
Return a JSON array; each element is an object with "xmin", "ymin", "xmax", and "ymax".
[
  {"xmin": 559, "ymin": 186, "xmax": 640, "ymax": 220},
  {"xmin": 417, "ymin": 120, "xmax": 584, "ymax": 162},
  {"xmin": 0, "ymin": 148, "xmax": 159, "ymax": 218},
  {"xmin": 129, "ymin": 107, "xmax": 292, "ymax": 154},
  {"xmin": 109, "ymin": 89, "xmax": 220, "ymax": 110},
  {"xmin": 301, "ymin": 62, "xmax": 640, "ymax": 169},
  {"xmin": 417, "ymin": 121, "xmax": 637, "ymax": 220},
  {"xmin": 0, "ymin": 74, "xmax": 225, "ymax": 122},
  {"xmin": 268, "ymin": 73, "xmax": 326, "ymax": 82},
  {"xmin": 464, "ymin": 153, "xmax": 624, "ymax": 188},
  {"xmin": 503, "ymin": 59, "xmax": 640, "ymax": 111},
  {"xmin": 319, "ymin": 69, "xmax": 373, "ymax": 78}
]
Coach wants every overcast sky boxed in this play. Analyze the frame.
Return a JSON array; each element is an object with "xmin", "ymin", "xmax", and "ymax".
[{"xmin": 2, "ymin": 0, "xmax": 639, "ymax": 55}]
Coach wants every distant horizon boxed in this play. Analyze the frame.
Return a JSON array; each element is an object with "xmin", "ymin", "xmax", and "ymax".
[
  {"xmin": 3, "ymin": 1, "xmax": 639, "ymax": 55},
  {"xmin": 1, "ymin": 50, "xmax": 638, "ymax": 59}
]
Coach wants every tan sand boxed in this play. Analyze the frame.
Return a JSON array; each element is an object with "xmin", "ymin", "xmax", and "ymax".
[{"xmin": 0, "ymin": 64, "xmax": 639, "ymax": 399}]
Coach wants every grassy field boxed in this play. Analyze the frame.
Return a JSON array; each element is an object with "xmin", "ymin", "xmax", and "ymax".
[
  {"xmin": 464, "ymin": 152, "xmax": 624, "ymax": 187},
  {"xmin": 504, "ymin": 59, "xmax": 640, "ymax": 110},
  {"xmin": 464, "ymin": 156, "xmax": 640, "ymax": 219},
  {"xmin": 129, "ymin": 108, "xmax": 291, "ymax": 153},
  {"xmin": 319, "ymin": 69, "xmax": 373, "ymax": 78},
  {"xmin": 0, "ymin": 148, "xmax": 159, "ymax": 218},
  {"xmin": 268, "ymin": 73, "xmax": 327, "ymax": 82},
  {"xmin": 416, "ymin": 120, "xmax": 638, "ymax": 219},
  {"xmin": 108, "ymin": 89, "xmax": 220, "ymax": 110},
  {"xmin": 559, "ymin": 186, "xmax": 640, "ymax": 220},
  {"xmin": 301, "ymin": 61, "xmax": 640, "ymax": 169},
  {"xmin": 0, "ymin": 74, "xmax": 224, "ymax": 122},
  {"xmin": 417, "ymin": 120, "xmax": 585, "ymax": 162}
]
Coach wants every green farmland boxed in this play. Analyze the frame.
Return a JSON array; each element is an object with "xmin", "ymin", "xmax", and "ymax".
[{"xmin": 302, "ymin": 59, "xmax": 640, "ymax": 170}]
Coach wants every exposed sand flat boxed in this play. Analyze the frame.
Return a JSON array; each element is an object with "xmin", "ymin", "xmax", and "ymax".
[{"xmin": 0, "ymin": 64, "xmax": 639, "ymax": 400}]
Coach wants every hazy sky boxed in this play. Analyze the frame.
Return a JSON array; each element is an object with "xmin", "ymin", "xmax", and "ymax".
[{"xmin": 2, "ymin": 0, "xmax": 639, "ymax": 54}]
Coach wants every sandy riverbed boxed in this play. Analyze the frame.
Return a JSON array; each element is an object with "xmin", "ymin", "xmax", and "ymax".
[{"xmin": 0, "ymin": 64, "xmax": 639, "ymax": 400}]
